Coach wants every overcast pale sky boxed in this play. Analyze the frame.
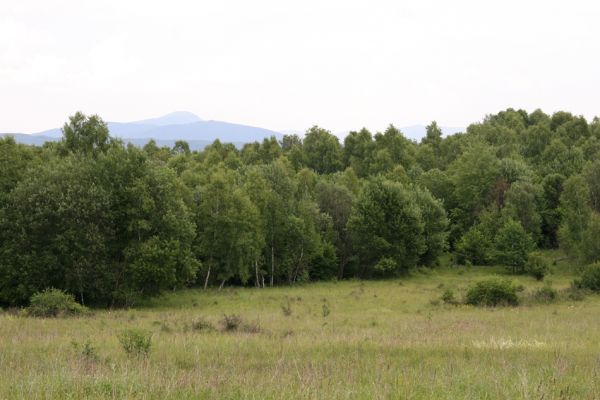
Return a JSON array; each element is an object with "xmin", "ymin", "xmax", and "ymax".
[{"xmin": 1, "ymin": 0, "xmax": 599, "ymax": 133}]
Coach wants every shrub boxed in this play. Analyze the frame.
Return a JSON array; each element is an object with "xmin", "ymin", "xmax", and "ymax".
[
  {"xmin": 190, "ymin": 317, "xmax": 215, "ymax": 332},
  {"xmin": 440, "ymin": 288, "xmax": 457, "ymax": 305},
  {"xmin": 578, "ymin": 262, "xmax": 600, "ymax": 292},
  {"xmin": 118, "ymin": 329, "xmax": 152, "ymax": 357},
  {"xmin": 455, "ymin": 227, "xmax": 493, "ymax": 265},
  {"xmin": 72, "ymin": 339, "xmax": 99, "ymax": 362},
  {"xmin": 220, "ymin": 314, "xmax": 243, "ymax": 331},
  {"xmin": 465, "ymin": 279, "xmax": 519, "ymax": 307},
  {"xmin": 524, "ymin": 253, "xmax": 549, "ymax": 281},
  {"xmin": 219, "ymin": 314, "xmax": 261, "ymax": 333},
  {"xmin": 281, "ymin": 298, "xmax": 293, "ymax": 316},
  {"xmin": 532, "ymin": 285, "xmax": 558, "ymax": 303},
  {"xmin": 27, "ymin": 289, "xmax": 88, "ymax": 318}
]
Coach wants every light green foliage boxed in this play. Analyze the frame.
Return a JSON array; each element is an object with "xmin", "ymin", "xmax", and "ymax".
[
  {"xmin": 118, "ymin": 329, "xmax": 152, "ymax": 357},
  {"xmin": 61, "ymin": 112, "xmax": 112, "ymax": 155},
  {"xmin": 494, "ymin": 219, "xmax": 534, "ymax": 273},
  {"xmin": 558, "ymin": 175, "xmax": 592, "ymax": 258},
  {"xmin": 27, "ymin": 289, "xmax": 88, "ymax": 318}
]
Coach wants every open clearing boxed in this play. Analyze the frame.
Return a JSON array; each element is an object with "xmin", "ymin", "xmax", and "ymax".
[{"xmin": 1, "ymin": 265, "xmax": 598, "ymax": 399}]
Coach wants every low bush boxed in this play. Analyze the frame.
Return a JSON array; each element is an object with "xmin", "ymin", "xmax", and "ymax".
[
  {"xmin": 118, "ymin": 329, "xmax": 152, "ymax": 357},
  {"xmin": 26, "ymin": 289, "xmax": 88, "ymax": 318},
  {"xmin": 465, "ymin": 279, "xmax": 519, "ymax": 307},
  {"xmin": 190, "ymin": 317, "xmax": 215, "ymax": 332},
  {"xmin": 578, "ymin": 262, "xmax": 600, "ymax": 292},
  {"xmin": 219, "ymin": 314, "xmax": 261, "ymax": 333},
  {"xmin": 524, "ymin": 253, "xmax": 549, "ymax": 281},
  {"xmin": 220, "ymin": 314, "xmax": 243, "ymax": 331},
  {"xmin": 440, "ymin": 288, "xmax": 458, "ymax": 305},
  {"xmin": 531, "ymin": 285, "xmax": 557, "ymax": 303},
  {"xmin": 71, "ymin": 339, "xmax": 99, "ymax": 362}
]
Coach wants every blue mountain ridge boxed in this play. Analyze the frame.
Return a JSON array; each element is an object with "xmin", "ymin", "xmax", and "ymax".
[{"xmin": 1, "ymin": 112, "xmax": 464, "ymax": 150}]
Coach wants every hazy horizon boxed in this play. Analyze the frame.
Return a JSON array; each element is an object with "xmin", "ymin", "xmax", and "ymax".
[{"xmin": 2, "ymin": 0, "xmax": 599, "ymax": 134}]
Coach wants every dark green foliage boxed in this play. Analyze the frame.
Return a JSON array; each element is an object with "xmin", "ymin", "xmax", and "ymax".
[
  {"xmin": 524, "ymin": 253, "xmax": 549, "ymax": 280},
  {"xmin": 578, "ymin": 263, "xmax": 600, "ymax": 292},
  {"xmin": 27, "ymin": 289, "xmax": 88, "ymax": 318},
  {"xmin": 455, "ymin": 227, "xmax": 493, "ymax": 265},
  {"xmin": 465, "ymin": 279, "xmax": 519, "ymax": 307},
  {"xmin": 2, "ymin": 107, "xmax": 600, "ymax": 306},
  {"xmin": 348, "ymin": 178, "xmax": 446, "ymax": 275}
]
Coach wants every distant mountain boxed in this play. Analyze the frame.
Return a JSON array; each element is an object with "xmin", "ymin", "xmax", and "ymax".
[
  {"xmin": 399, "ymin": 125, "xmax": 464, "ymax": 141},
  {"xmin": 1, "ymin": 112, "xmax": 464, "ymax": 150},
  {"xmin": 3, "ymin": 112, "xmax": 284, "ymax": 150}
]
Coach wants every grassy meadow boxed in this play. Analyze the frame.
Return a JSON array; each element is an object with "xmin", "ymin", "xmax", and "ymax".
[{"xmin": 1, "ymin": 259, "xmax": 599, "ymax": 399}]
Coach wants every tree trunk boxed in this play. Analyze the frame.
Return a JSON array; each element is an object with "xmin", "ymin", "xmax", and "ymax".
[
  {"xmin": 293, "ymin": 245, "xmax": 304, "ymax": 284},
  {"xmin": 255, "ymin": 260, "xmax": 260, "ymax": 288},
  {"xmin": 203, "ymin": 265, "xmax": 211, "ymax": 290},
  {"xmin": 270, "ymin": 246, "xmax": 274, "ymax": 287},
  {"xmin": 219, "ymin": 279, "xmax": 226, "ymax": 290}
]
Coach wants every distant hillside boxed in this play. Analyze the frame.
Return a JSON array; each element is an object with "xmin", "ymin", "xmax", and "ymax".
[
  {"xmin": 1, "ymin": 112, "xmax": 464, "ymax": 149},
  {"xmin": 2, "ymin": 112, "xmax": 283, "ymax": 151}
]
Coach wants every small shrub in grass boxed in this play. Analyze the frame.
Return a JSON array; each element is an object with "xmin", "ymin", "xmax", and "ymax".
[
  {"xmin": 532, "ymin": 285, "xmax": 558, "ymax": 303},
  {"xmin": 220, "ymin": 314, "xmax": 243, "ymax": 331},
  {"xmin": 465, "ymin": 279, "xmax": 519, "ymax": 307},
  {"xmin": 27, "ymin": 289, "xmax": 88, "ymax": 317},
  {"xmin": 240, "ymin": 320, "xmax": 262, "ymax": 333},
  {"xmin": 441, "ymin": 288, "xmax": 458, "ymax": 305},
  {"xmin": 281, "ymin": 298, "xmax": 293, "ymax": 316},
  {"xmin": 118, "ymin": 329, "xmax": 152, "ymax": 357},
  {"xmin": 578, "ymin": 262, "xmax": 600, "ymax": 292},
  {"xmin": 190, "ymin": 317, "xmax": 215, "ymax": 332},
  {"xmin": 525, "ymin": 253, "xmax": 549, "ymax": 281},
  {"xmin": 71, "ymin": 340, "xmax": 99, "ymax": 362}
]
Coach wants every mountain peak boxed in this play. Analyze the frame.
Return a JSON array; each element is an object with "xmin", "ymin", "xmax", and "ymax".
[{"xmin": 132, "ymin": 111, "xmax": 202, "ymax": 126}]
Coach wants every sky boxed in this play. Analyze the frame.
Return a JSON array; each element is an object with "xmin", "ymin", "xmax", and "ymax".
[{"xmin": 1, "ymin": 0, "xmax": 599, "ymax": 134}]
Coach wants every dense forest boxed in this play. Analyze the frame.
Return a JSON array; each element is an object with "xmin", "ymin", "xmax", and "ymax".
[{"xmin": 1, "ymin": 109, "xmax": 599, "ymax": 307}]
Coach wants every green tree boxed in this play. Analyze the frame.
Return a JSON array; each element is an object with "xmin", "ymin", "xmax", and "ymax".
[
  {"xmin": 61, "ymin": 112, "xmax": 111, "ymax": 155},
  {"xmin": 494, "ymin": 219, "xmax": 534, "ymax": 273},
  {"xmin": 303, "ymin": 126, "xmax": 342, "ymax": 174},
  {"xmin": 348, "ymin": 178, "xmax": 425, "ymax": 276},
  {"xmin": 558, "ymin": 175, "xmax": 591, "ymax": 258}
]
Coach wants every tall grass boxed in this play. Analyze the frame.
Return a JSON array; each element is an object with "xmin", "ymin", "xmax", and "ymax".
[{"xmin": 0, "ymin": 264, "xmax": 598, "ymax": 399}]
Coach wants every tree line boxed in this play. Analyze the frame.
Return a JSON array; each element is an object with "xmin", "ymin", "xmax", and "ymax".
[{"xmin": 0, "ymin": 109, "xmax": 599, "ymax": 306}]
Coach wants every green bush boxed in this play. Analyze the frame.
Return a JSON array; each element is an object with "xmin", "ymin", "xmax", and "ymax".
[
  {"xmin": 26, "ymin": 289, "xmax": 88, "ymax": 318},
  {"xmin": 465, "ymin": 279, "xmax": 519, "ymax": 307},
  {"xmin": 532, "ymin": 285, "xmax": 557, "ymax": 303},
  {"xmin": 578, "ymin": 262, "xmax": 600, "ymax": 292},
  {"xmin": 118, "ymin": 329, "xmax": 152, "ymax": 357},
  {"xmin": 220, "ymin": 314, "xmax": 243, "ymax": 331},
  {"xmin": 440, "ymin": 288, "xmax": 457, "ymax": 305},
  {"xmin": 455, "ymin": 227, "xmax": 493, "ymax": 266},
  {"xmin": 494, "ymin": 219, "xmax": 534, "ymax": 273},
  {"xmin": 524, "ymin": 253, "xmax": 549, "ymax": 281}
]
